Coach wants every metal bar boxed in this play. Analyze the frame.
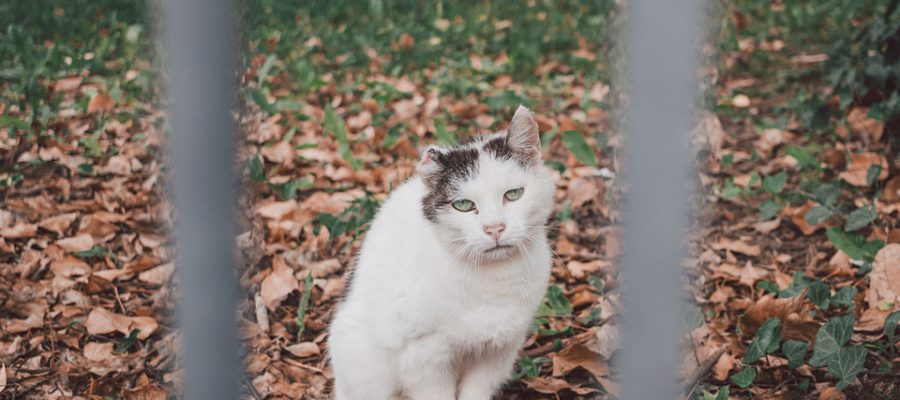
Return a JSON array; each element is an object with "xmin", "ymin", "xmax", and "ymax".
[
  {"xmin": 618, "ymin": 0, "xmax": 702, "ymax": 398},
  {"xmin": 160, "ymin": 0, "xmax": 240, "ymax": 398}
]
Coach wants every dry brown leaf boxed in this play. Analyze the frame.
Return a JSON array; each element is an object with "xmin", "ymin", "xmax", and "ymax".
[
  {"xmin": 883, "ymin": 175, "xmax": 900, "ymax": 203},
  {"xmin": 87, "ymin": 92, "xmax": 115, "ymax": 113},
  {"xmin": 38, "ymin": 212, "xmax": 78, "ymax": 235},
  {"xmin": 740, "ymin": 294, "xmax": 809, "ymax": 336},
  {"xmin": 566, "ymin": 259, "xmax": 608, "ymax": 280},
  {"xmin": 56, "ymin": 233, "xmax": 94, "ymax": 252},
  {"xmin": 691, "ymin": 111, "xmax": 725, "ymax": 155},
  {"xmin": 256, "ymin": 200, "xmax": 298, "ymax": 220},
  {"xmin": 261, "ymin": 256, "xmax": 298, "ymax": 310},
  {"xmin": 818, "ymin": 386, "xmax": 846, "ymax": 400},
  {"xmin": 138, "ymin": 263, "xmax": 175, "ymax": 285},
  {"xmin": 712, "ymin": 351, "xmax": 736, "ymax": 381},
  {"xmin": 847, "ymin": 107, "xmax": 884, "ymax": 142},
  {"xmin": 525, "ymin": 377, "xmax": 599, "ymax": 395},
  {"xmin": 714, "ymin": 261, "xmax": 770, "ymax": 288},
  {"xmin": 83, "ymin": 342, "xmax": 114, "ymax": 361},
  {"xmin": 593, "ymin": 323, "xmax": 620, "ymax": 359},
  {"xmin": 85, "ymin": 308, "xmax": 158, "ymax": 340},
  {"xmin": 839, "ymin": 152, "xmax": 888, "ymax": 187},
  {"xmin": 569, "ymin": 177, "xmax": 601, "ymax": 208},
  {"xmin": 552, "ymin": 342, "xmax": 608, "ymax": 380},
  {"xmin": 0, "ymin": 222, "xmax": 37, "ymax": 239},
  {"xmin": 284, "ymin": 342, "xmax": 320, "ymax": 358},
  {"xmin": 50, "ymin": 256, "xmax": 91, "ymax": 278},
  {"xmin": 856, "ymin": 308, "xmax": 891, "ymax": 332},
  {"xmin": 867, "ymin": 244, "xmax": 900, "ymax": 310},
  {"xmin": 753, "ymin": 218, "xmax": 781, "ymax": 234},
  {"xmin": 711, "ymin": 238, "xmax": 761, "ymax": 256},
  {"xmin": 783, "ymin": 201, "xmax": 827, "ymax": 236}
]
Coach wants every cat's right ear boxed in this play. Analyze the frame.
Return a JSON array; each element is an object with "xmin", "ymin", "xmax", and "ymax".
[{"xmin": 417, "ymin": 146, "xmax": 442, "ymax": 183}]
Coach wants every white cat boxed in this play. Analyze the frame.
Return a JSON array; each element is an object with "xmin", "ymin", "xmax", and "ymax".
[{"xmin": 328, "ymin": 106, "xmax": 555, "ymax": 400}]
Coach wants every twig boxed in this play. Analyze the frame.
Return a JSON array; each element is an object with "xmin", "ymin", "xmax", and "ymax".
[{"xmin": 680, "ymin": 346, "xmax": 727, "ymax": 395}]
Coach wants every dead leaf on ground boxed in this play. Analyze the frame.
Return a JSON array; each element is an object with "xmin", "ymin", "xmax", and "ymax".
[
  {"xmin": 552, "ymin": 342, "xmax": 609, "ymax": 380},
  {"xmin": 56, "ymin": 234, "xmax": 94, "ymax": 252},
  {"xmin": 83, "ymin": 342, "xmax": 114, "ymax": 361},
  {"xmin": 838, "ymin": 152, "xmax": 888, "ymax": 187},
  {"xmin": 260, "ymin": 256, "xmax": 298, "ymax": 310},
  {"xmin": 711, "ymin": 238, "xmax": 761, "ymax": 256},
  {"xmin": 85, "ymin": 308, "xmax": 158, "ymax": 340},
  {"xmin": 87, "ymin": 92, "xmax": 115, "ymax": 113},
  {"xmin": 867, "ymin": 244, "xmax": 900, "ymax": 311}
]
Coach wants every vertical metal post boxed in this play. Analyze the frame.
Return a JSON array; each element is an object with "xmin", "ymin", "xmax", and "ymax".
[
  {"xmin": 160, "ymin": 0, "xmax": 240, "ymax": 398},
  {"xmin": 619, "ymin": 0, "xmax": 701, "ymax": 399}
]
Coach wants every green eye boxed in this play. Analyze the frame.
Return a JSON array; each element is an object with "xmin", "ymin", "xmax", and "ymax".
[
  {"xmin": 451, "ymin": 199, "xmax": 476, "ymax": 212},
  {"xmin": 504, "ymin": 187, "xmax": 524, "ymax": 201}
]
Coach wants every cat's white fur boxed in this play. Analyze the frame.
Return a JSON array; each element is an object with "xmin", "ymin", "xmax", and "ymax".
[{"xmin": 329, "ymin": 106, "xmax": 554, "ymax": 400}]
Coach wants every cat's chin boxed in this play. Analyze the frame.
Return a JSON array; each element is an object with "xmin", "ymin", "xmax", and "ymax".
[{"xmin": 479, "ymin": 244, "xmax": 518, "ymax": 262}]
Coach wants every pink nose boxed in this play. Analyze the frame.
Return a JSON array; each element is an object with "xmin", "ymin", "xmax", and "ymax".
[{"xmin": 483, "ymin": 223, "xmax": 506, "ymax": 242}]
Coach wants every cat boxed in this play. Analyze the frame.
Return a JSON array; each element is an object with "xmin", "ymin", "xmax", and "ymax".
[{"xmin": 328, "ymin": 105, "xmax": 555, "ymax": 400}]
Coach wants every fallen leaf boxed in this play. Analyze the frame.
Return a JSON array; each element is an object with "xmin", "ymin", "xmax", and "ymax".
[
  {"xmin": 85, "ymin": 308, "xmax": 158, "ymax": 340},
  {"xmin": 38, "ymin": 212, "xmax": 78, "ymax": 235},
  {"xmin": 847, "ymin": 107, "xmax": 884, "ymax": 142},
  {"xmin": 552, "ymin": 342, "xmax": 608, "ymax": 380},
  {"xmin": 256, "ymin": 201, "xmax": 298, "ymax": 220},
  {"xmin": 867, "ymin": 244, "xmax": 900, "ymax": 310},
  {"xmin": 0, "ymin": 222, "xmax": 37, "ymax": 239},
  {"xmin": 260, "ymin": 256, "xmax": 298, "ymax": 310},
  {"xmin": 56, "ymin": 234, "xmax": 94, "ymax": 252},
  {"xmin": 711, "ymin": 238, "xmax": 761, "ymax": 256},
  {"xmin": 87, "ymin": 92, "xmax": 115, "ymax": 113},
  {"xmin": 569, "ymin": 178, "xmax": 601, "ymax": 208},
  {"xmin": 284, "ymin": 342, "xmax": 320, "ymax": 358},
  {"xmin": 839, "ymin": 152, "xmax": 888, "ymax": 187},
  {"xmin": 138, "ymin": 263, "xmax": 175, "ymax": 286},
  {"xmin": 753, "ymin": 218, "xmax": 781, "ymax": 234},
  {"xmin": 50, "ymin": 256, "xmax": 91, "ymax": 278},
  {"xmin": 83, "ymin": 342, "xmax": 114, "ymax": 361}
]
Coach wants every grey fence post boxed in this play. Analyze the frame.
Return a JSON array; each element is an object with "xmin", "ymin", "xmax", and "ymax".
[
  {"xmin": 618, "ymin": 0, "xmax": 701, "ymax": 399},
  {"xmin": 160, "ymin": 0, "xmax": 240, "ymax": 398}
]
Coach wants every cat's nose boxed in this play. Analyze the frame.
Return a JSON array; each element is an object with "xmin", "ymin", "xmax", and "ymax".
[{"xmin": 483, "ymin": 223, "xmax": 506, "ymax": 242}]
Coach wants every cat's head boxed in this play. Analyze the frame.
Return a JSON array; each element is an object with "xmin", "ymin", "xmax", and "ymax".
[{"xmin": 418, "ymin": 105, "xmax": 555, "ymax": 263}]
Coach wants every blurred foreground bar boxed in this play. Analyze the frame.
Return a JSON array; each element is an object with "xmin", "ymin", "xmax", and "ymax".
[
  {"xmin": 160, "ymin": 0, "xmax": 240, "ymax": 398},
  {"xmin": 618, "ymin": 0, "xmax": 702, "ymax": 399}
]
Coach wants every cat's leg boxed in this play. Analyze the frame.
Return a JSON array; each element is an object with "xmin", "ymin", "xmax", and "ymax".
[
  {"xmin": 398, "ymin": 339, "xmax": 458, "ymax": 400},
  {"xmin": 457, "ymin": 344, "xmax": 519, "ymax": 400},
  {"xmin": 329, "ymin": 320, "xmax": 398, "ymax": 400}
]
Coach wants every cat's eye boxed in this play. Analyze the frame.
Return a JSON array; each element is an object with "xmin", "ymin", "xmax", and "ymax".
[
  {"xmin": 504, "ymin": 187, "xmax": 524, "ymax": 202},
  {"xmin": 451, "ymin": 199, "xmax": 476, "ymax": 212}
]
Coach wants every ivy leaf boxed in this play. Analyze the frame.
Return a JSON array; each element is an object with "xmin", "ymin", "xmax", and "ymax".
[
  {"xmin": 805, "ymin": 206, "xmax": 833, "ymax": 226},
  {"xmin": 744, "ymin": 317, "xmax": 781, "ymax": 363},
  {"xmin": 809, "ymin": 314, "xmax": 855, "ymax": 367},
  {"xmin": 730, "ymin": 367, "xmax": 756, "ymax": 388},
  {"xmin": 807, "ymin": 280, "xmax": 832, "ymax": 309},
  {"xmin": 844, "ymin": 206, "xmax": 877, "ymax": 232},
  {"xmin": 680, "ymin": 303, "xmax": 705, "ymax": 335},
  {"xmin": 782, "ymin": 340, "xmax": 808, "ymax": 369},
  {"xmin": 762, "ymin": 171, "xmax": 788, "ymax": 194},
  {"xmin": 295, "ymin": 273, "xmax": 314, "ymax": 339},
  {"xmin": 545, "ymin": 285, "xmax": 573, "ymax": 316},
  {"xmin": 756, "ymin": 280, "xmax": 780, "ymax": 294},
  {"xmin": 778, "ymin": 271, "xmax": 812, "ymax": 298},
  {"xmin": 786, "ymin": 145, "xmax": 819, "ymax": 170},
  {"xmin": 826, "ymin": 227, "xmax": 884, "ymax": 262},
  {"xmin": 246, "ymin": 154, "xmax": 266, "ymax": 182},
  {"xmin": 885, "ymin": 311, "xmax": 900, "ymax": 352},
  {"xmin": 866, "ymin": 165, "xmax": 882, "ymax": 187},
  {"xmin": 827, "ymin": 345, "xmax": 867, "ymax": 390},
  {"xmin": 115, "ymin": 329, "xmax": 140, "ymax": 353},
  {"xmin": 561, "ymin": 130, "xmax": 597, "ymax": 167},
  {"xmin": 830, "ymin": 286, "xmax": 857, "ymax": 308},
  {"xmin": 759, "ymin": 200, "xmax": 783, "ymax": 221}
]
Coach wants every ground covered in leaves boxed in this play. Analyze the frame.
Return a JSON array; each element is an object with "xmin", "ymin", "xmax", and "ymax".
[{"xmin": 2, "ymin": 1, "xmax": 899, "ymax": 399}]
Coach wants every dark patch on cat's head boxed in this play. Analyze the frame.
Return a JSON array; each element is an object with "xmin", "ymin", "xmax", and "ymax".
[{"xmin": 420, "ymin": 146, "xmax": 480, "ymax": 222}]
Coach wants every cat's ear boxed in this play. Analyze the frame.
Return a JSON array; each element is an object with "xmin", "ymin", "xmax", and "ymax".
[
  {"xmin": 417, "ymin": 146, "xmax": 442, "ymax": 184},
  {"xmin": 507, "ymin": 105, "xmax": 541, "ymax": 163}
]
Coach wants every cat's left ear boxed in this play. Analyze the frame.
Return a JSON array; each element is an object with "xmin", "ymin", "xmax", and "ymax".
[
  {"xmin": 417, "ymin": 146, "xmax": 442, "ymax": 185},
  {"xmin": 507, "ymin": 105, "xmax": 541, "ymax": 164}
]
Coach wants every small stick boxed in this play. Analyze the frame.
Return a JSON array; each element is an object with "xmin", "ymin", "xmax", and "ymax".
[{"xmin": 680, "ymin": 346, "xmax": 727, "ymax": 395}]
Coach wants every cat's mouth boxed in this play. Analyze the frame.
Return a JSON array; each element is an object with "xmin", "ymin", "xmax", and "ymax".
[{"xmin": 484, "ymin": 244, "xmax": 514, "ymax": 254}]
